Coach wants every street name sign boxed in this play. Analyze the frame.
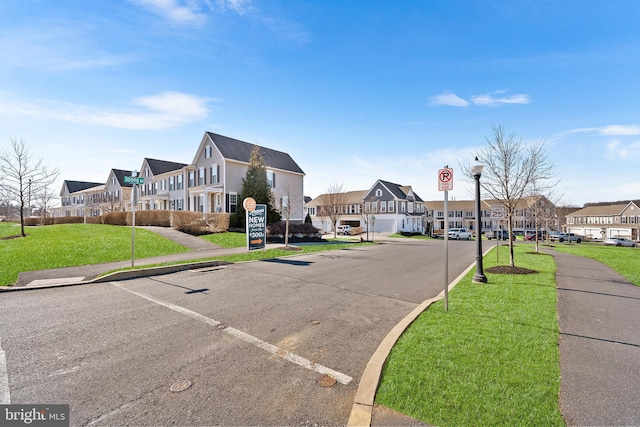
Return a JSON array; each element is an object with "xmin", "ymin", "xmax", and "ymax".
[
  {"xmin": 124, "ymin": 176, "xmax": 144, "ymax": 185},
  {"xmin": 247, "ymin": 204, "xmax": 267, "ymax": 251}
]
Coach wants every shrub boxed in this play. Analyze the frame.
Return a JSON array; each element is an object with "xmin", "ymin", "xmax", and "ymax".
[
  {"xmin": 53, "ymin": 216, "xmax": 84, "ymax": 224},
  {"xmin": 103, "ymin": 212, "xmax": 128, "ymax": 225},
  {"xmin": 267, "ymin": 221, "xmax": 320, "ymax": 236}
]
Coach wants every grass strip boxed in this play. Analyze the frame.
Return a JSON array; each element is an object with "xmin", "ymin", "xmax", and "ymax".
[
  {"xmin": 375, "ymin": 245, "xmax": 563, "ymax": 426},
  {"xmin": 200, "ymin": 231, "xmax": 247, "ymax": 248},
  {"xmin": 0, "ymin": 223, "xmax": 189, "ymax": 286},
  {"xmin": 551, "ymin": 243, "xmax": 640, "ymax": 286}
]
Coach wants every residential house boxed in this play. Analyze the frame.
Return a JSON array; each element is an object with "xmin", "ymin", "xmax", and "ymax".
[
  {"xmin": 426, "ymin": 195, "xmax": 560, "ymax": 236},
  {"xmin": 137, "ymin": 159, "xmax": 188, "ymax": 211},
  {"xmin": 306, "ymin": 179, "xmax": 427, "ymax": 234},
  {"xmin": 183, "ymin": 132, "xmax": 306, "ymax": 220},
  {"xmin": 58, "ymin": 180, "xmax": 104, "ymax": 217},
  {"xmin": 362, "ymin": 180, "xmax": 426, "ymax": 234},
  {"xmin": 426, "ymin": 199, "xmax": 492, "ymax": 235},
  {"xmin": 305, "ymin": 190, "xmax": 367, "ymax": 233},
  {"xmin": 54, "ymin": 132, "xmax": 305, "ymax": 224},
  {"xmin": 566, "ymin": 201, "xmax": 640, "ymax": 240}
]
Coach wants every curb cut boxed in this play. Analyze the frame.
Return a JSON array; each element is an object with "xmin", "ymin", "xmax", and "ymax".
[{"xmin": 346, "ymin": 259, "xmax": 479, "ymax": 427}]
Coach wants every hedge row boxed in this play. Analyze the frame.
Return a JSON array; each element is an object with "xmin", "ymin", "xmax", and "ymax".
[{"xmin": 23, "ymin": 211, "xmax": 230, "ymax": 234}]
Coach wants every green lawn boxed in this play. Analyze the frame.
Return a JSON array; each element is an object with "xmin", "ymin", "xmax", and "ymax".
[
  {"xmin": 376, "ymin": 244, "xmax": 563, "ymax": 426},
  {"xmin": 0, "ymin": 223, "xmax": 189, "ymax": 286},
  {"xmin": 200, "ymin": 231, "xmax": 247, "ymax": 248},
  {"xmin": 387, "ymin": 233, "xmax": 434, "ymax": 240},
  {"xmin": 551, "ymin": 242, "xmax": 640, "ymax": 286}
]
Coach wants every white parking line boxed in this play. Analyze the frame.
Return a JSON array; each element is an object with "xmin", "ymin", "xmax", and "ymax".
[
  {"xmin": 0, "ymin": 338, "xmax": 11, "ymax": 404},
  {"xmin": 110, "ymin": 282, "xmax": 353, "ymax": 385}
]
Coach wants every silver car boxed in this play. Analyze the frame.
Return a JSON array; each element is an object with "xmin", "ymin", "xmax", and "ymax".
[{"xmin": 603, "ymin": 237, "xmax": 637, "ymax": 247}]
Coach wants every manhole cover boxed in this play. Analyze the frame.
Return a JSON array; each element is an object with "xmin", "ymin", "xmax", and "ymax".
[
  {"xmin": 170, "ymin": 380, "xmax": 192, "ymax": 392},
  {"xmin": 318, "ymin": 374, "xmax": 336, "ymax": 387}
]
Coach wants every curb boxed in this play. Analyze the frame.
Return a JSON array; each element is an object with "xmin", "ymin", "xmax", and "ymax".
[
  {"xmin": 0, "ymin": 260, "xmax": 231, "ymax": 293},
  {"xmin": 346, "ymin": 259, "xmax": 480, "ymax": 427}
]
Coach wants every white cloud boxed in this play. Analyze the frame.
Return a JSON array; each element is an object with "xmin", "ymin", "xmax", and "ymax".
[
  {"xmin": 428, "ymin": 92, "xmax": 470, "ymax": 107},
  {"xmin": 0, "ymin": 91, "xmax": 212, "ymax": 130},
  {"xmin": 0, "ymin": 27, "xmax": 131, "ymax": 71},
  {"xmin": 598, "ymin": 124, "xmax": 640, "ymax": 136},
  {"xmin": 131, "ymin": 0, "xmax": 208, "ymax": 26},
  {"xmin": 471, "ymin": 92, "xmax": 530, "ymax": 107},
  {"xmin": 428, "ymin": 90, "xmax": 529, "ymax": 108}
]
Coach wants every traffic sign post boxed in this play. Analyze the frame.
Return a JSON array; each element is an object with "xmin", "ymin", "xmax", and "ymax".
[
  {"xmin": 438, "ymin": 167, "xmax": 453, "ymax": 311},
  {"xmin": 126, "ymin": 174, "xmax": 143, "ymax": 267}
]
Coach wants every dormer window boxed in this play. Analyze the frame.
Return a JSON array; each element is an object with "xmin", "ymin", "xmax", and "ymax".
[
  {"xmin": 375, "ymin": 189, "xmax": 382, "ymax": 197},
  {"xmin": 205, "ymin": 146, "xmax": 212, "ymax": 158}
]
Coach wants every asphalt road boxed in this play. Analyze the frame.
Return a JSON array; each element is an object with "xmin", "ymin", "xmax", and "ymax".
[{"xmin": 0, "ymin": 239, "xmax": 476, "ymax": 426}]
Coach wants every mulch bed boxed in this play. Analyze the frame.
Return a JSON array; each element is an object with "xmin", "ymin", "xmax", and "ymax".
[{"xmin": 485, "ymin": 265, "xmax": 538, "ymax": 275}]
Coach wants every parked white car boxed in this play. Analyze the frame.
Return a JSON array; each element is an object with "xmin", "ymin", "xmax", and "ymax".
[
  {"xmin": 448, "ymin": 228, "xmax": 472, "ymax": 240},
  {"xmin": 549, "ymin": 233, "xmax": 584, "ymax": 243},
  {"xmin": 603, "ymin": 237, "xmax": 636, "ymax": 247},
  {"xmin": 336, "ymin": 225, "xmax": 352, "ymax": 235}
]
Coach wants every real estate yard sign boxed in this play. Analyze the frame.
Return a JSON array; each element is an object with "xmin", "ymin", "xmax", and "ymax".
[{"xmin": 245, "ymin": 200, "xmax": 266, "ymax": 251}]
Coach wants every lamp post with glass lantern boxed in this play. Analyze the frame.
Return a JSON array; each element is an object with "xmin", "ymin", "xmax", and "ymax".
[{"xmin": 472, "ymin": 158, "xmax": 488, "ymax": 283}]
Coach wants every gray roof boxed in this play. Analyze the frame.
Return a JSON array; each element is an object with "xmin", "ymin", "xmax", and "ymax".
[
  {"xmin": 111, "ymin": 169, "xmax": 133, "ymax": 187},
  {"xmin": 379, "ymin": 180, "xmax": 424, "ymax": 202},
  {"xmin": 207, "ymin": 132, "xmax": 305, "ymax": 174},
  {"xmin": 145, "ymin": 158, "xmax": 188, "ymax": 176},
  {"xmin": 63, "ymin": 180, "xmax": 103, "ymax": 194}
]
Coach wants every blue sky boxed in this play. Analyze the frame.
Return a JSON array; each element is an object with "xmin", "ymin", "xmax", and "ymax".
[{"xmin": 1, "ymin": 0, "xmax": 639, "ymax": 206}]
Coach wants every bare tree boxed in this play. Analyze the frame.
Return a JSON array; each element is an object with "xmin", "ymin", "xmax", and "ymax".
[
  {"xmin": 278, "ymin": 178, "xmax": 304, "ymax": 247},
  {"xmin": 34, "ymin": 183, "xmax": 59, "ymax": 219},
  {"xmin": 465, "ymin": 125, "xmax": 556, "ymax": 267},
  {"xmin": 0, "ymin": 138, "xmax": 60, "ymax": 236},
  {"xmin": 323, "ymin": 183, "xmax": 351, "ymax": 238}
]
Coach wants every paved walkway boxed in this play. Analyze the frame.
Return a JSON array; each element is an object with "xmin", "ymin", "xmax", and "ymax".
[{"xmin": 553, "ymin": 250, "xmax": 640, "ymax": 426}]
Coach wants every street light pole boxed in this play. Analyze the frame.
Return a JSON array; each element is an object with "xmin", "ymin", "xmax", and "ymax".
[{"xmin": 472, "ymin": 158, "xmax": 488, "ymax": 283}]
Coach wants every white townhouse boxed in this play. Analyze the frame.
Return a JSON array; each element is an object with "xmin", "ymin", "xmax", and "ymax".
[
  {"xmin": 57, "ymin": 170, "xmax": 134, "ymax": 218},
  {"xmin": 183, "ymin": 132, "xmax": 305, "ymax": 220},
  {"xmin": 566, "ymin": 201, "xmax": 640, "ymax": 241},
  {"xmin": 137, "ymin": 158, "xmax": 188, "ymax": 211},
  {"xmin": 55, "ymin": 132, "xmax": 306, "ymax": 222}
]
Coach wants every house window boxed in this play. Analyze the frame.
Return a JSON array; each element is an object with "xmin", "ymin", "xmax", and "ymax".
[
  {"xmin": 189, "ymin": 171, "xmax": 195, "ymax": 187},
  {"xmin": 388, "ymin": 201, "xmax": 394, "ymax": 212},
  {"xmin": 372, "ymin": 201, "xmax": 378, "ymax": 212},
  {"xmin": 145, "ymin": 167, "xmax": 150, "ymax": 177},
  {"xmin": 111, "ymin": 177, "xmax": 116, "ymax": 186},
  {"xmin": 169, "ymin": 176, "xmax": 175, "ymax": 191},
  {"xmin": 205, "ymin": 146, "xmax": 212, "ymax": 158},
  {"xmin": 198, "ymin": 168, "xmax": 205, "ymax": 186},
  {"xmin": 376, "ymin": 189, "xmax": 382, "ymax": 197},
  {"xmin": 267, "ymin": 170, "xmax": 275, "ymax": 188},
  {"xmin": 401, "ymin": 202, "xmax": 406, "ymax": 213},
  {"xmin": 381, "ymin": 201, "xmax": 387, "ymax": 212},
  {"xmin": 308, "ymin": 207, "xmax": 316, "ymax": 216},
  {"xmin": 211, "ymin": 165, "xmax": 219, "ymax": 184},
  {"xmin": 177, "ymin": 175, "xmax": 183, "ymax": 190},
  {"xmin": 282, "ymin": 196, "xmax": 289, "ymax": 213},
  {"xmin": 161, "ymin": 179, "xmax": 166, "ymax": 191},
  {"xmin": 229, "ymin": 193, "xmax": 237, "ymax": 214},
  {"xmin": 176, "ymin": 199, "xmax": 183, "ymax": 210}
]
